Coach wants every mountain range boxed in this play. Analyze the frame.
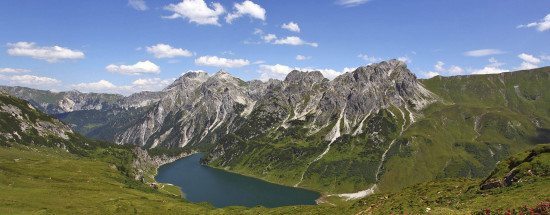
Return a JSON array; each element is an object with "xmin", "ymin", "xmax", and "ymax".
[{"xmin": 1, "ymin": 60, "xmax": 549, "ymax": 195}]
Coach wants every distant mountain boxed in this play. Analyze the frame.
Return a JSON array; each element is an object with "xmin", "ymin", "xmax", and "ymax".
[
  {"xmin": 0, "ymin": 90, "xmax": 81, "ymax": 152},
  {"xmin": 2, "ymin": 60, "xmax": 549, "ymax": 195}
]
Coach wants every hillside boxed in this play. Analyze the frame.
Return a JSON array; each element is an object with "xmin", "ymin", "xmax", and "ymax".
[
  {"xmin": 203, "ymin": 66, "xmax": 550, "ymax": 194},
  {"xmin": 1, "ymin": 135, "xmax": 548, "ymax": 213},
  {"xmin": 0, "ymin": 85, "xmax": 548, "ymax": 214},
  {"xmin": 2, "ymin": 63, "xmax": 549, "ymax": 196}
]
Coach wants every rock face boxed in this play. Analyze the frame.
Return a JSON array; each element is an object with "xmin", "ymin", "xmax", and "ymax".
[
  {"xmin": 115, "ymin": 70, "xmax": 258, "ymax": 148},
  {"xmin": 125, "ymin": 60, "xmax": 435, "ymax": 149},
  {"xmin": 0, "ymin": 86, "xmax": 162, "ymax": 115},
  {"xmin": 0, "ymin": 91, "xmax": 75, "ymax": 150},
  {"xmin": 0, "ymin": 60, "xmax": 435, "ymax": 149},
  {"xmin": 480, "ymin": 144, "xmax": 549, "ymax": 190},
  {"xmin": 3, "ymin": 61, "xmax": 549, "ymax": 194}
]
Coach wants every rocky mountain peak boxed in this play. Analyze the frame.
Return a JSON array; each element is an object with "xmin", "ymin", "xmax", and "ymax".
[
  {"xmin": 284, "ymin": 70, "xmax": 325, "ymax": 85},
  {"xmin": 351, "ymin": 60, "xmax": 409, "ymax": 80},
  {"xmin": 163, "ymin": 71, "xmax": 209, "ymax": 92}
]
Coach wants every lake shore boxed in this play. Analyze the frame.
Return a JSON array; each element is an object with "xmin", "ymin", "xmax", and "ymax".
[{"xmin": 155, "ymin": 153, "xmax": 321, "ymax": 208}]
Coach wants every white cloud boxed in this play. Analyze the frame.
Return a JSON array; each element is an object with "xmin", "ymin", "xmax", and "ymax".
[
  {"xmin": 72, "ymin": 78, "xmax": 174, "ymax": 95},
  {"xmin": 258, "ymin": 64, "xmax": 293, "ymax": 80},
  {"xmin": 128, "ymin": 0, "xmax": 148, "ymax": 11},
  {"xmin": 258, "ymin": 64, "xmax": 350, "ymax": 81},
  {"xmin": 253, "ymin": 31, "xmax": 318, "ymax": 47},
  {"xmin": 225, "ymin": 0, "xmax": 266, "ymax": 24},
  {"xmin": 447, "ymin": 66, "xmax": 464, "ymax": 75},
  {"xmin": 540, "ymin": 55, "xmax": 550, "ymax": 61},
  {"xmin": 342, "ymin": 67, "xmax": 356, "ymax": 73},
  {"xmin": 195, "ymin": 55, "xmax": 250, "ymax": 68},
  {"xmin": 516, "ymin": 53, "xmax": 541, "ymax": 70},
  {"xmin": 296, "ymin": 55, "xmax": 311, "ymax": 61},
  {"xmin": 281, "ymin": 22, "xmax": 300, "ymax": 32},
  {"xmin": 163, "ymin": 0, "xmax": 225, "ymax": 26},
  {"xmin": 7, "ymin": 42, "xmax": 85, "ymax": 62},
  {"xmin": 132, "ymin": 78, "xmax": 174, "ymax": 89},
  {"xmin": 72, "ymin": 80, "xmax": 117, "ymax": 92},
  {"xmin": 0, "ymin": 74, "xmax": 60, "ymax": 89},
  {"xmin": 434, "ymin": 61, "xmax": 445, "ymax": 72},
  {"xmin": 471, "ymin": 58, "xmax": 509, "ymax": 75},
  {"xmin": 253, "ymin": 28, "xmax": 263, "ymax": 35},
  {"xmin": 424, "ymin": 71, "xmax": 440, "ymax": 78},
  {"xmin": 262, "ymin": 34, "xmax": 277, "ymax": 43},
  {"xmin": 518, "ymin": 53, "xmax": 541, "ymax": 64},
  {"xmin": 488, "ymin": 57, "xmax": 505, "ymax": 67},
  {"xmin": 430, "ymin": 61, "xmax": 464, "ymax": 76},
  {"xmin": 357, "ymin": 54, "xmax": 381, "ymax": 63},
  {"xmin": 146, "ymin": 43, "xmax": 193, "ymax": 58},
  {"xmin": 0, "ymin": 68, "xmax": 30, "ymax": 73},
  {"xmin": 464, "ymin": 49, "xmax": 504, "ymax": 57},
  {"xmin": 336, "ymin": 0, "xmax": 370, "ymax": 7},
  {"xmin": 315, "ymin": 68, "xmax": 344, "ymax": 80},
  {"xmin": 106, "ymin": 60, "xmax": 160, "ymax": 75},
  {"xmin": 517, "ymin": 14, "xmax": 550, "ymax": 32},
  {"xmin": 517, "ymin": 62, "xmax": 537, "ymax": 70},
  {"xmin": 397, "ymin": 56, "xmax": 411, "ymax": 64},
  {"xmin": 471, "ymin": 67, "xmax": 509, "ymax": 75},
  {"xmin": 273, "ymin": 36, "xmax": 318, "ymax": 47}
]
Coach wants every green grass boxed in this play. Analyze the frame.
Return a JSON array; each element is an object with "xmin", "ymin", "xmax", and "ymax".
[
  {"xmin": 0, "ymin": 145, "xmax": 213, "ymax": 214},
  {"xmin": 1, "ymin": 144, "xmax": 548, "ymax": 214}
]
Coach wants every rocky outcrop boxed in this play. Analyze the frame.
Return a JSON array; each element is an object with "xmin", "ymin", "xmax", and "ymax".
[
  {"xmin": 131, "ymin": 147, "xmax": 194, "ymax": 181},
  {"xmin": 480, "ymin": 144, "xmax": 549, "ymax": 190},
  {"xmin": 1, "ymin": 60, "xmax": 437, "ymax": 149},
  {"xmin": 0, "ymin": 92, "xmax": 74, "ymax": 150}
]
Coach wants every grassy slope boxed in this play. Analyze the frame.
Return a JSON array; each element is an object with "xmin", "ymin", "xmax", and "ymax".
[
  {"xmin": 352, "ymin": 144, "xmax": 550, "ymax": 214},
  {"xmin": 206, "ymin": 68, "xmax": 550, "ymax": 194},
  {"xmin": 377, "ymin": 68, "xmax": 550, "ymax": 192},
  {"xmin": 1, "ymin": 143, "xmax": 548, "ymax": 214},
  {"xmin": 0, "ymin": 146, "xmax": 212, "ymax": 214},
  {"xmin": 0, "ymin": 89, "xmax": 548, "ymax": 214},
  {"xmin": 0, "ymin": 145, "xmax": 354, "ymax": 214}
]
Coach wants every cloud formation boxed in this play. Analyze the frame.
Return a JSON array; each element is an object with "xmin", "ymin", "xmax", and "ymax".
[
  {"xmin": 471, "ymin": 58, "xmax": 509, "ymax": 75},
  {"xmin": 517, "ymin": 13, "xmax": 550, "ymax": 32},
  {"xmin": 424, "ymin": 71, "xmax": 440, "ymax": 78},
  {"xmin": 195, "ymin": 55, "xmax": 250, "ymax": 68},
  {"xmin": 0, "ymin": 74, "xmax": 61, "ymax": 89},
  {"xmin": 464, "ymin": 49, "xmax": 504, "ymax": 57},
  {"xmin": 273, "ymin": 36, "xmax": 318, "ymax": 47},
  {"xmin": 164, "ymin": 0, "xmax": 225, "ymax": 26},
  {"xmin": 258, "ymin": 64, "xmax": 351, "ymax": 80},
  {"xmin": 0, "ymin": 68, "xmax": 30, "ymax": 73},
  {"xmin": 106, "ymin": 60, "xmax": 160, "ymax": 75},
  {"xmin": 423, "ymin": 61, "xmax": 464, "ymax": 78},
  {"xmin": 336, "ymin": 0, "xmax": 370, "ymax": 7},
  {"xmin": 296, "ymin": 55, "xmax": 311, "ymax": 61},
  {"xmin": 517, "ymin": 53, "xmax": 541, "ymax": 70},
  {"xmin": 128, "ymin": 0, "xmax": 148, "ymax": 11},
  {"xmin": 72, "ymin": 78, "xmax": 174, "ymax": 95},
  {"xmin": 146, "ymin": 43, "xmax": 193, "ymax": 58},
  {"xmin": 225, "ymin": 1, "xmax": 266, "ymax": 23},
  {"xmin": 357, "ymin": 54, "xmax": 381, "ymax": 63},
  {"xmin": 281, "ymin": 22, "xmax": 300, "ymax": 32},
  {"xmin": 7, "ymin": 42, "xmax": 85, "ymax": 62},
  {"xmin": 253, "ymin": 30, "xmax": 318, "ymax": 47}
]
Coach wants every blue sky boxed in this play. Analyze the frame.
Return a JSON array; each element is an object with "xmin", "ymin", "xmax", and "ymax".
[{"xmin": 0, "ymin": 0, "xmax": 549, "ymax": 95}]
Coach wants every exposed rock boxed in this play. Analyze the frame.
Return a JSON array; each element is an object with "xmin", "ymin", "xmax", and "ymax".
[{"xmin": 1, "ymin": 60, "xmax": 436, "ymax": 150}]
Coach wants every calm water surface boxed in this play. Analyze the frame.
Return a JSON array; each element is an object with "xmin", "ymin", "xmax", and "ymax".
[{"xmin": 155, "ymin": 153, "xmax": 320, "ymax": 208}]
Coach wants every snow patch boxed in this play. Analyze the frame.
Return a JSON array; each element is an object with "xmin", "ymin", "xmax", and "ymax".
[{"xmin": 334, "ymin": 184, "xmax": 377, "ymax": 200}]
